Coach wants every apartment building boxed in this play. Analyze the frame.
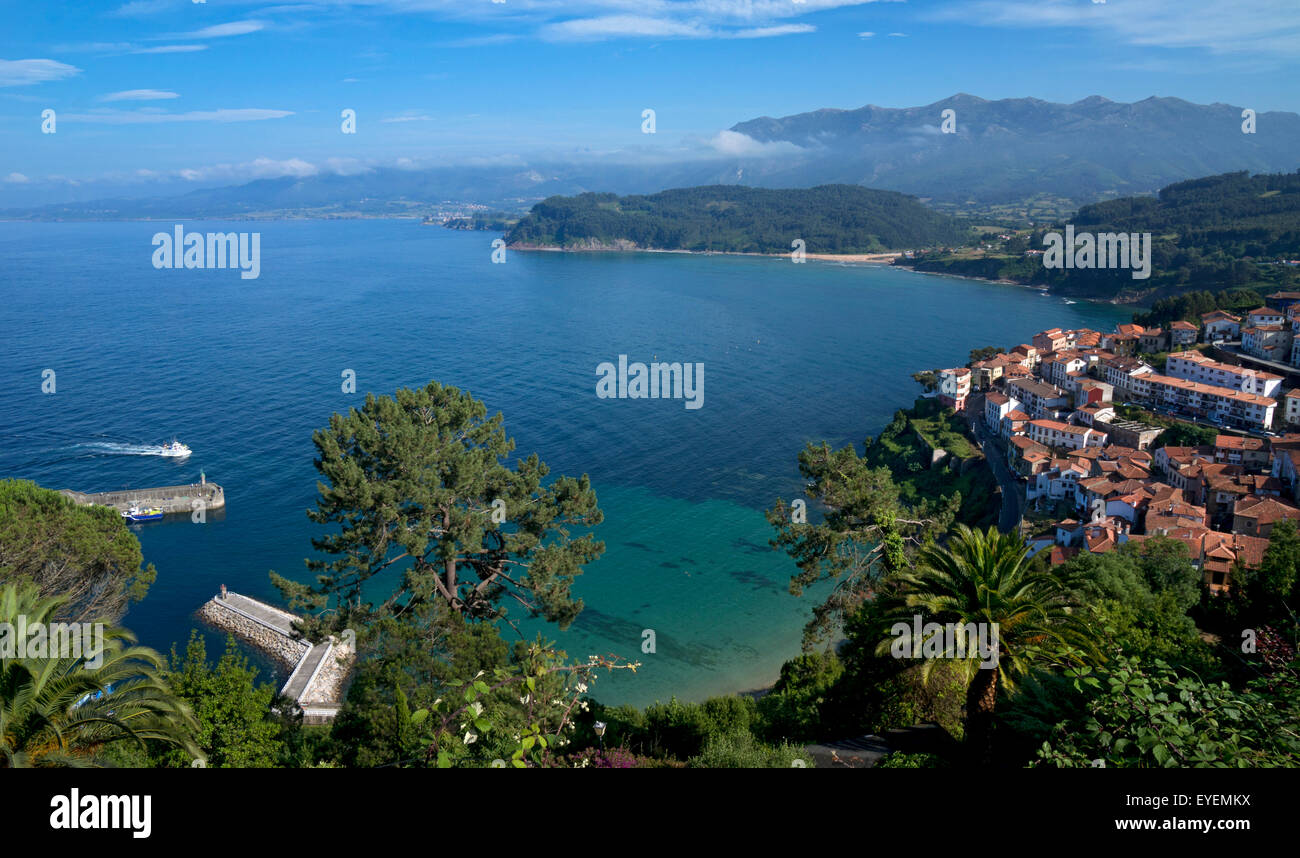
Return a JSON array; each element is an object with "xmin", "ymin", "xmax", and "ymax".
[
  {"xmin": 1285, "ymin": 389, "xmax": 1300, "ymax": 427},
  {"xmin": 1164, "ymin": 351, "xmax": 1283, "ymax": 398},
  {"xmin": 1103, "ymin": 357, "xmax": 1154, "ymax": 397},
  {"xmin": 1127, "ymin": 372, "xmax": 1276, "ymax": 431},
  {"xmin": 1027, "ymin": 419, "xmax": 1108, "ymax": 451},
  {"xmin": 1006, "ymin": 378, "xmax": 1071, "ymax": 419},
  {"xmin": 1242, "ymin": 324, "xmax": 1292, "ymax": 361}
]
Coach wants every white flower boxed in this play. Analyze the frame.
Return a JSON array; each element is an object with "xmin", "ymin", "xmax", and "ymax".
[
  {"xmin": 520, "ymin": 694, "xmax": 531, "ymax": 704},
  {"xmin": 469, "ymin": 701, "xmax": 484, "ymax": 717},
  {"xmin": 464, "ymin": 731, "xmax": 478, "ymax": 745},
  {"xmin": 576, "ymin": 682, "xmax": 588, "ymax": 694}
]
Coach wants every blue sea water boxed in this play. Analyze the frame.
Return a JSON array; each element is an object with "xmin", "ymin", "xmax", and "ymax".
[{"xmin": 0, "ymin": 221, "xmax": 1131, "ymax": 706}]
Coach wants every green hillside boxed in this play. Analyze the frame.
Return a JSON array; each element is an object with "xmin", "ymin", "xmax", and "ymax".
[
  {"xmin": 505, "ymin": 184, "xmax": 971, "ymax": 254},
  {"xmin": 905, "ymin": 171, "xmax": 1300, "ymax": 302}
]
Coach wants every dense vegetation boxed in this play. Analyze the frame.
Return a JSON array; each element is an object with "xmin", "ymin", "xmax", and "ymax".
[
  {"xmin": 862, "ymin": 399, "xmax": 999, "ymax": 532},
  {"xmin": 905, "ymin": 171, "xmax": 1300, "ymax": 302},
  {"xmin": 6, "ymin": 380, "xmax": 1297, "ymax": 769},
  {"xmin": 506, "ymin": 184, "xmax": 971, "ymax": 254},
  {"xmin": 0, "ymin": 479, "xmax": 156, "ymax": 624},
  {"xmin": 1131, "ymin": 287, "xmax": 1263, "ymax": 328}
]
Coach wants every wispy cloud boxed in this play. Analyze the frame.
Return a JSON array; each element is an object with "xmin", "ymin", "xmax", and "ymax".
[
  {"xmin": 263, "ymin": 0, "xmax": 882, "ymax": 43},
  {"xmin": 930, "ymin": 0, "xmax": 1300, "ymax": 56},
  {"xmin": 61, "ymin": 107, "xmax": 294, "ymax": 124},
  {"xmin": 135, "ymin": 45, "xmax": 209, "ymax": 54},
  {"xmin": 381, "ymin": 113, "xmax": 435, "ymax": 123},
  {"xmin": 540, "ymin": 15, "xmax": 818, "ymax": 41},
  {"xmin": 159, "ymin": 20, "xmax": 267, "ymax": 40},
  {"xmin": 100, "ymin": 89, "xmax": 180, "ymax": 102},
  {"xmin": 109, "ymin": 0, "xmax": 182, "ymax": 17},
  {"xmin": 0, "ymin": 59, "xmax": 82, "ymax": 87}
]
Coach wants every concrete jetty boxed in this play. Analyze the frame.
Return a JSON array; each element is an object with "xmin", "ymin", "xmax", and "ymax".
[
  {"xmin": 197, "ymin": 590, "xmax": 353, "ymax": 724},
  {"xmin": 60, "ymin": 481, "xmax": 225, "ymax": 516}
]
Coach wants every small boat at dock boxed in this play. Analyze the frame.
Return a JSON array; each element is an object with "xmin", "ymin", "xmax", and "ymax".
[{"xmin": 122, "ymin": 506, "xmax": 164, "ymax": 522}]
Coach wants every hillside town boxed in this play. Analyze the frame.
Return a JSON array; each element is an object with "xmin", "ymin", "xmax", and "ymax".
[{"xmin": 925, "ymin": 292, "xmax": 1300, "ymax": 595}]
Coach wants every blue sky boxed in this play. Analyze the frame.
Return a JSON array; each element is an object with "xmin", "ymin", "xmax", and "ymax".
[{"xmin": 2, "ymin": 0, "xmax": 1298, "ymax": 204}]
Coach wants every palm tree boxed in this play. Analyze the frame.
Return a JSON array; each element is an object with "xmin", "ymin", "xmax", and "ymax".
[
  {"xmin": 875, "ymin": 525, "xmax": 1097, "ymax": 765},
  {"xmin": 0, "ymin": 584, "xmax": 201, "ymax": 767}
]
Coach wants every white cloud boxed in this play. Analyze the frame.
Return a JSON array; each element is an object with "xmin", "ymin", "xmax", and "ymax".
[
  {"xmin": 177, "ymin": 157, "xmax": 319, "ymax": 182},
  {"xmin": 858, "ymin": 31, "xmax": 876, "ymax": 38},
  {"xmin": 381, "ymin": 113, "xmax": 435, "ymax": 122},
  {"xmin": 110, "ymin": 0, "xmax": 180, "ymax": 17},
  {"xmin": 61, "ymin": 108, "xmax": 294, "ymax": 124},
  {"xmin": 100, "ymin": 89, "xmax": 180, "ymax": 102},
  {"xmin": 5, "ymin": 172, "xmax": 30, "ymax": 183},
  {"xmin": 731, "ymin": 24, "xmax": 815, "ymax": 39},
  {"xmin": 541, "ymin": 15, "xmax": 820, "ymax": 41},
  {"xmin": 162, "ymin": 20, "xmax": 266, "ymax": 40},
  {"xmin": 134, "ymin": 45, "xmax": 209, "ymax": 54},
  {"xmin": 0, "ymin": 59, "xmax": 81, "ymax": 87},
  {"xmin": 930, "ymin": 0, "xmax": 1300, "ymax": 56},
  {"xmin": 707, "ymin": 129, "xmax": 805, "ymax": 157}
]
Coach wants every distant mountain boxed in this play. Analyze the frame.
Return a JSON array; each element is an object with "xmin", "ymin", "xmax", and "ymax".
[
  {"xmin": 728, "ymin": 94, "xmax": 1300, "ymax": 211},
  {"xmin": 505, "ymin": 185, "xmax": 969, "ymax": 254},
  {"xmin": 5, "ymin": 95, "xmax": 1297, "ymax": 221}
]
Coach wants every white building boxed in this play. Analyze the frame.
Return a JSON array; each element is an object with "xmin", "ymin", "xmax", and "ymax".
[
  {"xmin": 1130, "ymin": 372, "xmax": 1276, "ymax": 431},
  {"xmin": 1027, "ymin": 419, "xmax": 1108, "ymax": 451},
  {"xmin": 1164, "ymin": 351, "xmax": 1283, "ymax": 398}
]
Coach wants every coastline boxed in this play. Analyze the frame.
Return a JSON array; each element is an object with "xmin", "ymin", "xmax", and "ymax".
[{"xmin": 508, "ymin": 241, "xmax": 1147, "ymax": 308}]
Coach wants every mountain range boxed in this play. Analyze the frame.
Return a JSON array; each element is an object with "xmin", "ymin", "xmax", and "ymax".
[{"xmin": 5, "ymin": 95, "xmax": 1298, "ymax": 222}]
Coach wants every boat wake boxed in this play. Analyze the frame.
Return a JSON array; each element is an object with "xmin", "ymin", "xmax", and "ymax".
[{"xmin": 75, "ymin": 442, "xmax": 188, "ymax": 458}]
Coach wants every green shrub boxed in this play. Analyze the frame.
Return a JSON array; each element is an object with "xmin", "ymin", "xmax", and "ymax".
[
  {"xmin": 688, "ymin": 729, "xmax": 813, "ymax": 768},
  {"xmin": 875, "ymin": 752, "xmax": 949, "ymax": 768}
]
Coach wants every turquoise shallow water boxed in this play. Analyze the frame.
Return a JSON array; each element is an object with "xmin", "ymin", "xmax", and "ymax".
[{"xmin": 0, "ymin": 221, "xmax": 1131, "ymax": 705}]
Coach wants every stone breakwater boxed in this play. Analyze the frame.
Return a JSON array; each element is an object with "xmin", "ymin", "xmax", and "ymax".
[
  {"xmin": 62, "ymin": 482, "xmax": 225, "ymax": 516},
  {"xmin": 197, "ymin": 591, "xmax": 353, "ymax": 723},
  {"xmin": 196, "ymin": 597, "xmax": 308, "ymax": 667}
]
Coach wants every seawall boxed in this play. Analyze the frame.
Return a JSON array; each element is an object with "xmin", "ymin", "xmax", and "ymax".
[{"xmin": 61, "ymin": 482, "xmax": 225, "ymax": 515}]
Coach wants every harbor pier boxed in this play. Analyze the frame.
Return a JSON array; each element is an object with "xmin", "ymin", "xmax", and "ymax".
[
  {"xmin": 197, "ymin": 590, "xmax": 353, "ymax": 724},
  {"xmin": 60, "ymin": 481, "xmax": 225, "ymax": 516}
]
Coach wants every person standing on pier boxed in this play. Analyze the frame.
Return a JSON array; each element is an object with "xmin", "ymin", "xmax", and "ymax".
[{"xmin": 220, "ymin": 583, "xmax": 227, "ymax": 600}]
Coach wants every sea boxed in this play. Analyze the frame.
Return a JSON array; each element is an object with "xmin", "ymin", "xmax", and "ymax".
[{"xmin": 0, "ymin": 220, "xmax": 1132, "ymax": 706}]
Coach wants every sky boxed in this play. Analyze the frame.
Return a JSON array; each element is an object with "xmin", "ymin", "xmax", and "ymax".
[{"xmin": 2, "ymin": 0, "xmax": 1299, "ymax": 204}]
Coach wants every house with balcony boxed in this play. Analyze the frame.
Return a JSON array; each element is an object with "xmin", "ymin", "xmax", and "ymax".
[
  {"xmin": 1201, "ymin": 310, "xmax": 1242, "ymax": 342},
  {"xmin": 1213, "ymin": 434, "xmax": 1270, "ymax": 470},
  {"xmin": 1168, "ymin": 320, "xmax": 1198, "ymax": 348},
  {"xmin": 1242, "ymin": 324, "xmax": 1292, "ymax": 362},
  {"xmin": 936, "ymin": 367, "xmax": 972, "ymax": 412}
]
